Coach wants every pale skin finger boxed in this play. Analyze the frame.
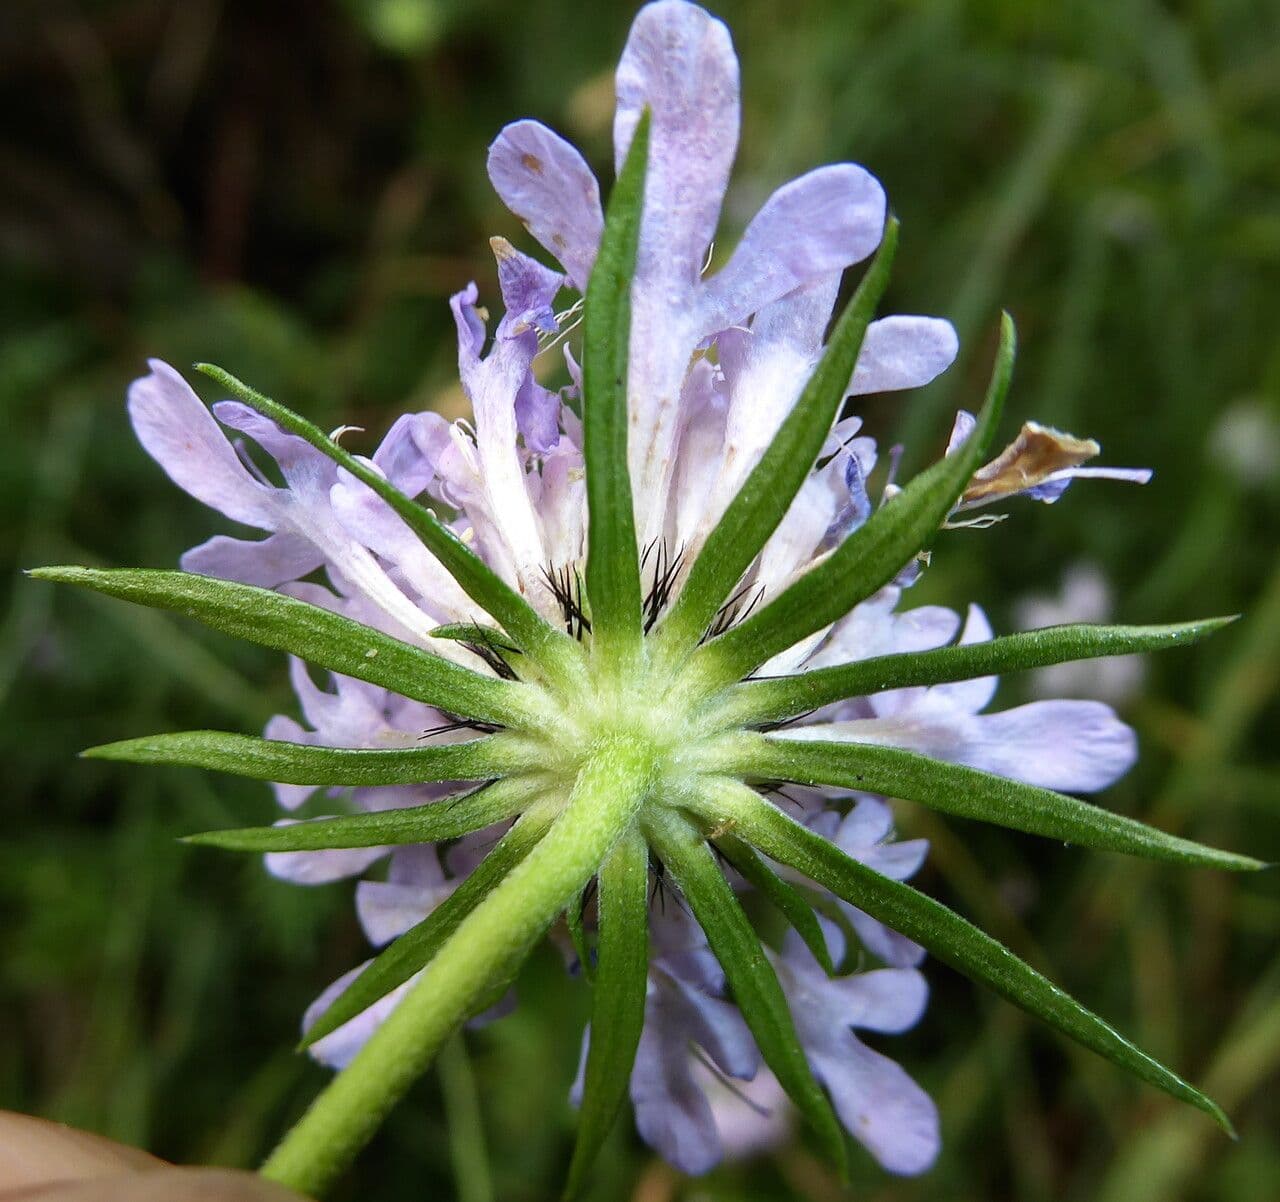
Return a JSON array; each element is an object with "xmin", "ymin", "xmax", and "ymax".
[{"xmin": 0, "ymin": 1114, "xmax": 309, "ymax": 1202}]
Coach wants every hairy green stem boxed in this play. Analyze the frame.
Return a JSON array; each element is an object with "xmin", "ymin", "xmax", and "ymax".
[{"xmin": 259, "ymin": 739, "xmax": 655, "ymax": 1197}]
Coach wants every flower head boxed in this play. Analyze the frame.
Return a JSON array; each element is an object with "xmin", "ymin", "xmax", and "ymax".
[{"xmin": 35, "ymin": 2, "xmax": 1256, "ymax": 1197}]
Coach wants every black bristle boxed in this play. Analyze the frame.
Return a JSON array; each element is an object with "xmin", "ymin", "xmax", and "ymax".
[
  {"xmin": 541, "ymin": 562, "xmax": 592, "ymax": 640},
  {"xmin": 642, "ymin": 540, "xmax": 686, "ymax": 633},
  {"xmin": 701, "ymin": 581, "xmax": 766, "ymax": 643}
]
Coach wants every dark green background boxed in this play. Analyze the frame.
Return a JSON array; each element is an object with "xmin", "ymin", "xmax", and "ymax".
[{"xmin": 2, "ymin": 1, "xmax": 1278, "ymax": 1199}]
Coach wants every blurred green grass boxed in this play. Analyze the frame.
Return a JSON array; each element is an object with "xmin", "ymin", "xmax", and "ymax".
[{"xmin": 2, "ymin": 0, "xmax": 1278, "ymax": 1199}]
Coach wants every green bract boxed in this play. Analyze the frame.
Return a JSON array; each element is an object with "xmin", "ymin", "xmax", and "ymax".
[{"xmin": 33, "ymin": 108, "xmax": 1257, "ymax": 1200}]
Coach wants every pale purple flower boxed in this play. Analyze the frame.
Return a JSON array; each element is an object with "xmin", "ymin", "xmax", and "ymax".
[{"xmin": 123, "ymin": 0, "xmax": 1152, "ymax": 1181}]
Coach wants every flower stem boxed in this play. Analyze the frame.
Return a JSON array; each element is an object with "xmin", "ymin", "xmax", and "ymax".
[
  {"xmin": 258, "ymin": 738, "xmax": 655, "ymax": 1198},
  {"xmin": 439, "ymin": 1033, "xmax": 492, "ymax": 1202}
]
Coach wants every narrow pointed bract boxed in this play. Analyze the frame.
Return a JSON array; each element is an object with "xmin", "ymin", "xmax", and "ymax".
[{"xmin": 35, "ymin": 1, "xmax": 1260, "ymax": 1197}]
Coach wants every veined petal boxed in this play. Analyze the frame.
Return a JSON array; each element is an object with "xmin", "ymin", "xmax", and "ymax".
[
  {"xmin": 696, "ymin": 1063, "xmax": 792, "ymax": 1162},
  {"xmin": 928, "ymin": 603, "xmax": 997, "ymax": 712},
  {"xmin": 329, "ymin": 472, "xmax": 480, "ymax": 627},
  {"xmin": 304, "ymin": 964, "xmax": 416, "ymax": 1071},
  {"xmin": 450, "ymin": 282, "xmax": 553, "ymax": 603},
  {"xmin": 817, "ymin": 803, "xmax": 929, "ymax": 968},
  {"xmin": 213, "ymin": 400, "xmax": 325, "ymax": 481},
  {"xmin": 810, "ymin": 1035, "xmax": 939, "ymax": 1174},
  {"xmin": 668, "ymin": 360, "xmax": 731, "ymax": 551},
  {"xmin": 356, "ymin": 877, "xmax": 452, "ymax": 946},
  {"xmin": 530, "ymin": 442, "xmax": 587, "ymax": 568},
  {"xmin": 144, "ymin": 368, "xmax": 445, "ymax": 643},
  {"xmin": 629, "ymin": 967, "xmax": 760, "ymax": 1176},
  {"xmin": 960, "ymin": 700, "xmax": 1138, "ymax": 792},
  {"xmin": 808, "ymin": 596, "xmax": 960, "ymax": 674},
  {"xmin": 706, "ymin": 279, "xmax": 839, "ymax": 524},
  {"xmin": 371, "ymin": 412, "xmax": 441, "ymax": 500},
  {"xmin": 777, "ymin": 939, "xmax": 938, "ymax": 1175}
]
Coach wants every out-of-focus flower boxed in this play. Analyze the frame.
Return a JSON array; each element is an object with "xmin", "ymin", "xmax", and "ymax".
[
  {"xmin": 1015, "ymin": 564, "xmax": 1147, "ymax": 705},
  {"xmin": 1210, "ymin": 399, "xmax": 1280, "ymax": 488}
]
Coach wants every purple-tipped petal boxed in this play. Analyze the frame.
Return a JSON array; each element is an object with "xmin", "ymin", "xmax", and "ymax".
[
  {"xmin": 487, "ymin": 120, "xmax": 603, "ymax": 291},
  {"xmin": 701, "ymin": 165, "xmax": 886, "ymax": 335},
  {"xmin": 492, "ymin": 239, "xmax": 564, "ymax": 339},
  {"xmin": 180, "ymin": 531, "xmax": 321, "ymax": 589},
  {"xmin": 514, "ymin": 379, "xmax": 562, "ymax": 455},
  {"xmin": 128, "ymin": 360, "xmax": 276, "ymax": 529},
  {"xmin": 614, "ymin": 0, "xmax": 739, "ymax": 287},
  {"xmin": 265, "ymin": 828, "xmax": 390, "ymax": 885},
  {"xmin": 305, "ymin": 964, "xmax": 415, "ymax": 1070},
  {"xmin": 814, "ymin": 1038, "xmax": 939, "ymax": 1175},
  {"xmin": 849, "ymin": 316, "xmax": 959, "ymax": 396},
  {"xmin": 962, "ymin": 699, "xmax": 1138, "ymax": 793},
  {"xmin": 372, "ymin": 412, "xmax": 439, "ymax": 500}
]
